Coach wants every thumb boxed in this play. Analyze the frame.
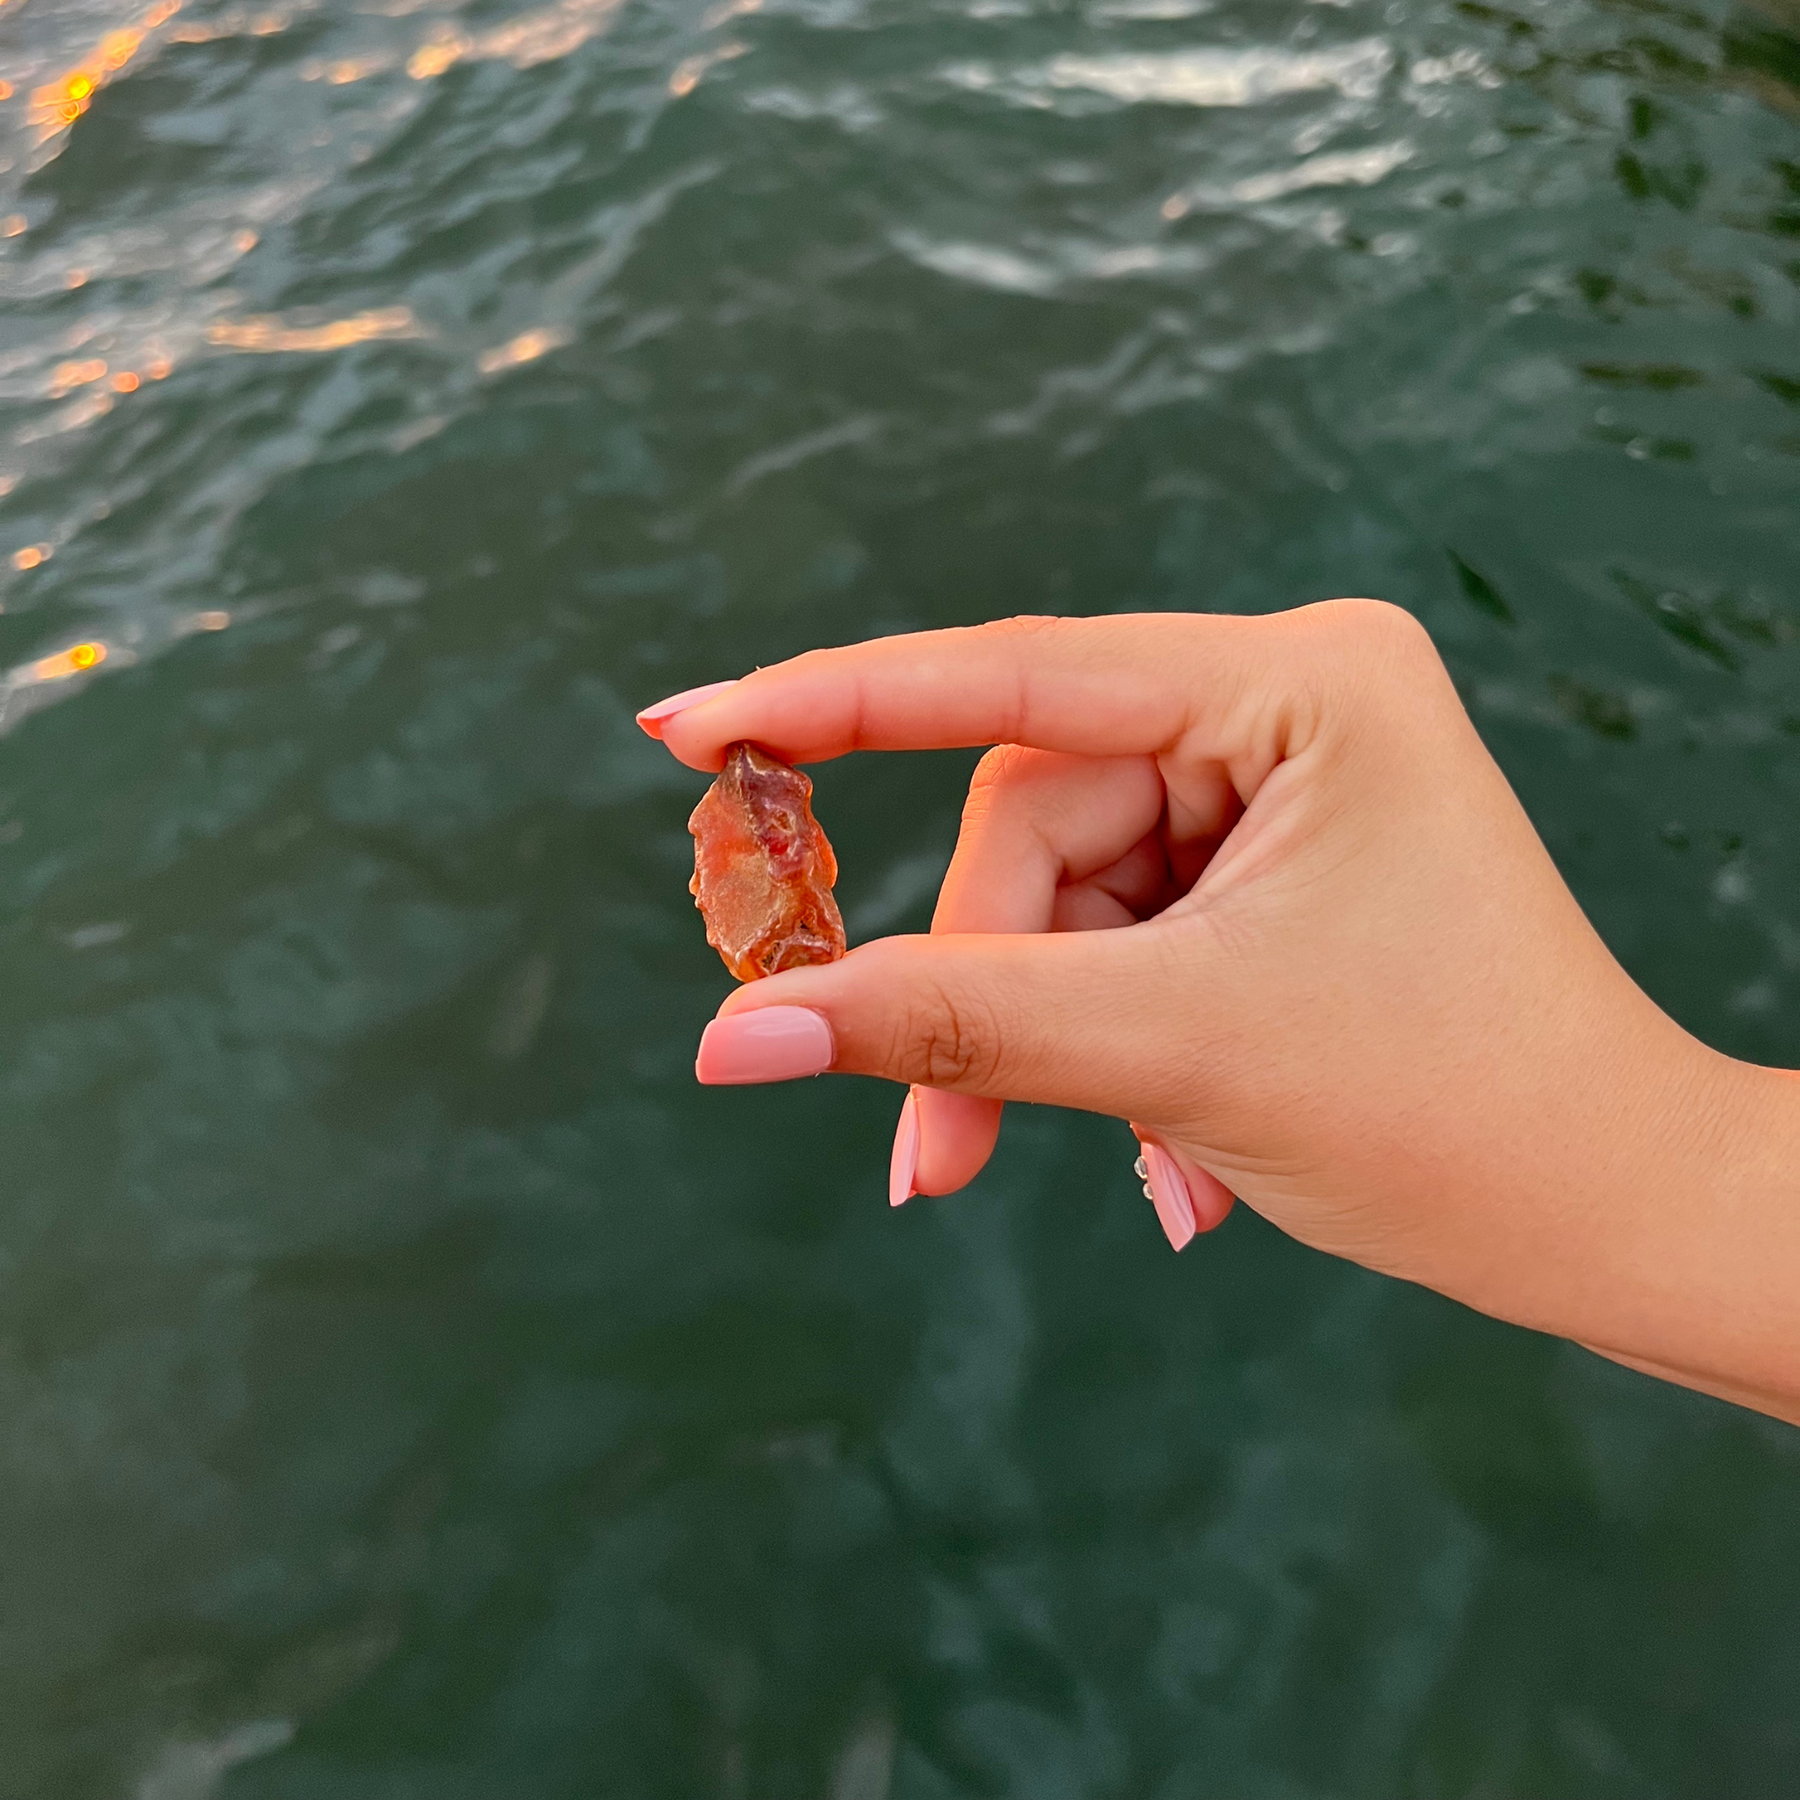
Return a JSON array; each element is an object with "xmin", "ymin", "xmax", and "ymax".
[{"xmin": 694, "ymin": 925, "xmax": 1197, "ymax": 1123}]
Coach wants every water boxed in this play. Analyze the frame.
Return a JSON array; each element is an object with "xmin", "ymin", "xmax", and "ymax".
[{"xmin": 1, "ymin": 0, "xmax": 1798, "ymax": 1790}]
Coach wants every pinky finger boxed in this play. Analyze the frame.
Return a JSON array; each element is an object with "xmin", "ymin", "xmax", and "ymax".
[
  {"xmin": 1132, "ymin": 1124, "xmax": 1235, "ymax": 1247},
  {"xmin": 893, "ymin": 1088, "xmax": 1003, "ymax": 1202}
]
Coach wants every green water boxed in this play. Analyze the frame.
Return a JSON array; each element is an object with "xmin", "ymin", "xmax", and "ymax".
[{"xmin": 2, "ymin": 0, "xmax": 1799, "ymax": 1791}]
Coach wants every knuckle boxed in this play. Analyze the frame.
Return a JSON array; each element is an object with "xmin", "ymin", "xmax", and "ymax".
[
  {"xmin": 1326, "ymin": 597, "xmax": 1436, "ymax": 659},
  {"xmin": 899, "ymin": 981, "xmax": 1003, "ymax": 1091},
  {"xmin": 1301, "ymin": 600, "xmax": 1448, "ymax": 716}
]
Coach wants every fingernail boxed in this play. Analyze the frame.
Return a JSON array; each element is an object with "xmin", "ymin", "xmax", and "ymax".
[
  {"xmin": 695, "ymin": 1007, "xmax": 834, "ymax": 1084},
  {"xmin": 889, "ymin": 1088, "xmax": 920, "ymax": 1208},
  {"xmin": 636, "ymin": 678, "xmax": 740, "ymax": 737},
  {"xmin": 1138, "ymin": 1141, "xmax": 1197, "ymax": 1253}
]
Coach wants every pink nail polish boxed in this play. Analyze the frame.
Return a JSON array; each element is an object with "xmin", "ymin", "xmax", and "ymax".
[
  {"xmin": 636, "ymin": 678, "xmax": 740, "ymax": 737},
  {"xmin": 695, "ymin": 1007, "xmax": 834, "ymax": 1085},
  {"xmin": 1139, "ymin": 1142, "xmax": 1197, "ymax": 1252},
  {"xmin": 889, "ymin": 1089, "xmax": 920, "ymax": 1208},
  {"xmin": 1187, "ymin": 1164, "xmax": 1236, "ymax": 1234}
]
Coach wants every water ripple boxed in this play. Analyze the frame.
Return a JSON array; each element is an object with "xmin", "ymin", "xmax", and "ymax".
[{"xmin": 950, "ymin": 36, "xmax": 1395, "ymax": 109}]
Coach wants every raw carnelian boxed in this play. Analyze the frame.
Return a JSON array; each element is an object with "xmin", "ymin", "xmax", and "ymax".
[{"xmin": 689, "ymin": 742, "xmax": 846, "ymax": 981}]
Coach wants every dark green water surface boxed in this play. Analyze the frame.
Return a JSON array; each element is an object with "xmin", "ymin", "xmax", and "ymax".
[{"xmin": 3, "ymin": 0, "xmax": 1800, "ymax": 1792}]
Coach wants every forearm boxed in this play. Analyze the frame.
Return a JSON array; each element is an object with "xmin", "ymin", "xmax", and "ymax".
[
  {"xmin": 1460, "ymin": 1034, "xmax": 1800, "ymax": 1427},
  {"xmin": 1587, "ymin": 1053, "xmax": 1800, "ymax": 1425},
  {"xmin": 1579, "ymin": 1346, "xmax": 1800, "ymax": 1430}
]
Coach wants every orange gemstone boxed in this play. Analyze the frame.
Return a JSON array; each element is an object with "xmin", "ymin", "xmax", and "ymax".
[{"xmin": 689, "ymin": 742, "xmax": 846, "ymax": 982}]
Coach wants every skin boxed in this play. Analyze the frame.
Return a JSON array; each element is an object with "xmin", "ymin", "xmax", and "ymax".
[{"xmin": 647, "ymin": 604, "xmax": 1800, "ymax": 1427}]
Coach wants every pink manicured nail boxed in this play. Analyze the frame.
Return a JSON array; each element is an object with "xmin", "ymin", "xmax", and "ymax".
[
  {"xmin": 695, "ymin": 1008, "xmax": 834, "ymax": 1084},
  {"xmin": 1137, "ymin": 1142, "xmax": 1197, "ymax": 1252},
  {"xmin": 1187, "ymin": 1163, "xmax": 1236, "ymax": 1234},
  {"xmin": 636, "ymin": 678, "xmax": 740, "ymax": 737},
  {"xmin": 889, "ymin": 1088, "xmax": 920, "ymax": 1208}
]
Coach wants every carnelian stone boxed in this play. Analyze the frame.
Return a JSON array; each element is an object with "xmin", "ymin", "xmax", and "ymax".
[{"xmin": 689, "ymin": 742, "xmax": 847, "ymax": 982}]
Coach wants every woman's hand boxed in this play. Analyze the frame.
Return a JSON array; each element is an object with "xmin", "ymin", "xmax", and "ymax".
[{"xmin": 641, "ymin": 605, "xmax": 1800, "ymax": 1425}]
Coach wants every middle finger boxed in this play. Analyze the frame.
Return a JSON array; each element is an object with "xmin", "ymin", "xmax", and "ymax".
[
  {"xmin": 907, "ymin": 750, "xmax": 1167, "ymax": 1200},
  {"xmin": 934, "ymin": 748, "xmax": 1168, "ymax": 934}
]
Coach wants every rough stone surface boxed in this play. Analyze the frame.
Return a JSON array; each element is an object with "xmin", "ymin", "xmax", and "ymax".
[{"xmin": 689, "ymin": 742, "xmax": 846, "ymax": 982}]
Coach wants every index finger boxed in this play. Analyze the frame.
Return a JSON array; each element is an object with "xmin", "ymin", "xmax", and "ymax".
[{"xmin": 642, "ymin": 612, "xmax": 1298, "ymax": 773}]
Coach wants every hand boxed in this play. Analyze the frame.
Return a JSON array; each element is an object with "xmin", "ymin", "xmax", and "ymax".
[{"xmin": 642, "ymin": 605, "xmax": 1800, "ymax": 1425}]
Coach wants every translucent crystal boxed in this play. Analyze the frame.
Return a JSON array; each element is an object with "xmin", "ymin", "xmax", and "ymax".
[{"xmin": 689, "ymin": 742, "xmax": 847, "ymax": 982}]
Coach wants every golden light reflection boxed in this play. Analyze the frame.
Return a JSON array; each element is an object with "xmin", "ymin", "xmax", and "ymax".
[
  {"xmin": 302, "ymin": 56, "xmax": 389, "ymax": 84},
  {"xmin": 208, "ymin": 306, "xmax": 418, "ymax": 353},
  {"xmin": 669, "ymin": 42, "xmax": 747, "ymax": 96},
  {"xmin": 407, "ymin": 37, "xmax": 468, "ymax": 79},
  {"xmin": 11, "ymin": 544, "xmax": 51, "ymax": 571},
  {"xmin": 408, "ymin": 0, "xmax": 627, "ymax": 80},
  {"xmin": 194, "ymin": 609, "xmax": 230, "ymax": 630},
  {"xmin": 50, "ymin": 359, "xmax": 108, "ymax": 397},
  {"xmin": 477, "ymin": 327, "xmax": 569, "ymax": 374},
  {"xmin": 30, "ymin": 642, "xmax": 107, "ymax": 682},
  {"xmin": 0, "ymin": 215, "xmax": 25, "ymax": 238},
  {"xmin": 112, "ymin": 370, "xmax": 141, "ymax": 392},
  {"xmin": 29, "ymin": 3, "xmax": 183, "ymax": 145}
]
